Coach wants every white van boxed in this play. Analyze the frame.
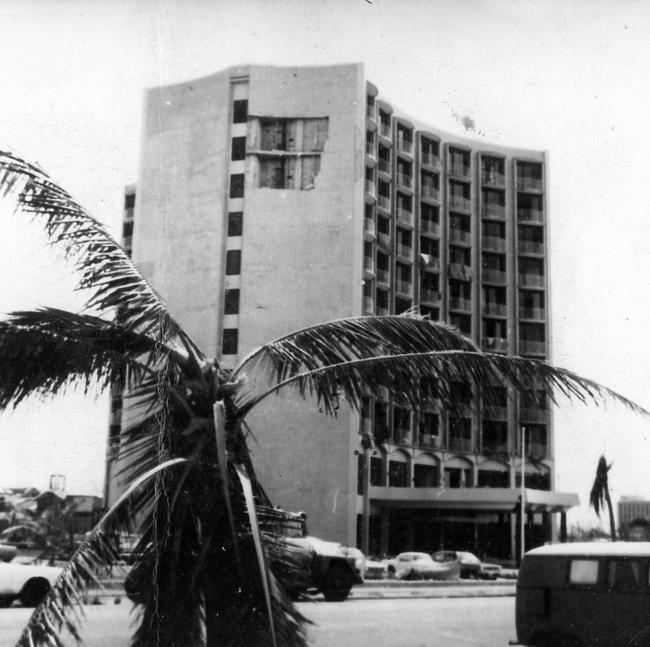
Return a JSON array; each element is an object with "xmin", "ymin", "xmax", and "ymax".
[{"xmin": 516, "ymin": 542, "xmax": 650, "ymax": 646}]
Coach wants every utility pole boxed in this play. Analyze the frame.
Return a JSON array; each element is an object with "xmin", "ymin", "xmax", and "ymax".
[{"xmin": 520, "ymin": 425, "xmax": 526, "ymax": 563}]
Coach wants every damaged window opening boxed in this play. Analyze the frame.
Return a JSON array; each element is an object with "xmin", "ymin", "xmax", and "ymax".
[{"xmin": 247, "ymin": 116, "xmax": 329, "ymax": 190}]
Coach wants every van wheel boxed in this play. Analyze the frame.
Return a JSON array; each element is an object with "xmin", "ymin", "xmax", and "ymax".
[
  {"xmin": 322, "ymin": 565, "xmax": 353, "ymax": 602},
  {"xmin": 20, "ymin": 578, "xmax": 50, "ymax": 607}
]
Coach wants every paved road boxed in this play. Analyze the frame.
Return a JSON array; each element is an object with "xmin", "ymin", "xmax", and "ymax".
[{"xmin": 0, "ymin": 596, "xmax": 516, "ymax": 646}]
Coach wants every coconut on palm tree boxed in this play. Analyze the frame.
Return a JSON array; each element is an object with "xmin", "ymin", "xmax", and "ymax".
[
  {"xmin": 0, "ymin": 150, "xmax": 646, "ymax": 646},
  {"xmin": 590, "ymin": 455, "xmax": 617, "ymax": 541}
]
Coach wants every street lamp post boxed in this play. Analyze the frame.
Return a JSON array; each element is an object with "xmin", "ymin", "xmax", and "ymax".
[{"xmin": 520, "ymin": 425, "xmax": 526, "ymax": 564}]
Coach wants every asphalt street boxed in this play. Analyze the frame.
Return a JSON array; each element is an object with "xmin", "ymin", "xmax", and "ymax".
[{"xmin": 0, "ymin": 596, "xmax": 516, "ymax": 646}]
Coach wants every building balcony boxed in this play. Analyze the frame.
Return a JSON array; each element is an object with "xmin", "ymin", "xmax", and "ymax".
[
  {"xmin": 481, "ymin": 172, "xmax": 505, "ymax": 187},
  {"xmin": 481, "ymin": 235, "xmax": 506, "ymax": 253},
  {"xmin": 365, "ymin": 179, "xmax": 376, "ymax": 196},
  {"xmin": 518, "ymin": 273, "xmax": 545, "ymax": 288},
  {"xmin": 519, "ymin": 339, "xmax": 547, "ymax": 356},
  {"xmin": 363, "ymin": 296, "xmax": 374, "ymax": 314},
  {"xmin": 377, "ymin": 194, "xmax": 391, "ymax": 211},
  {"xmin": 519, "ymin": 306, "xmax": 545, "ymax": 321},
  {"xmin": 396, "ymin": 173, "xmax": 413, "ymax": 189},
  {"xmin": 483, "ymin": 337, "xmax": 508, "ymax": 352},
  {"xmin": 517, "ymin": 208, "xmax": 544, "ymax": 223},
  {"xmin": 517, "ymin": 177, "xmax": 543, "ymax": 192},
  {"xmin": 366, "ymin": 104, "xmax": 376, "ymax": 121},
  {"xmin": 481, "ymin": 203, "xmax": 505, "ymax": 219},
  {"xmin": 364, "ymin": 255, "xmax": 375, "ymax": 274},
  {"xmin": 395, "ymin": 279, "xmax": 413, "ymax": 296},
  {"xmin": 396, "ymin": 207, "xmax": 414, "ymax": 226},
  {"xmin": 420, "ymin": 255, "xmax": 440, "ymax": 272},
  {"xmin": 420, "ymin": 288, "xmax": 441, "ymax": 304},
  {"xmin": 377, "ymin": 159, "xmax": 391, "ymax": 175},
  {"xmin": 396, "ymin": 138, "xmax": 413, "ymax": 155},
  {"xmin": 450, "ymin": 229, "xmax": 472, "ymax": 245},
  {"xmin": 449, "ymin": 164, "xmax": 471, "ymax": 180},
  {"xmin": 483, "ymin": 301, "xmax": 507, "ymax": 317},
  {"xmin": 396, "ymin": 242, "xmax": 413, "ymax": 260},
  {"xmin": 483, "ymin": 406, "xmax": 508, "ymax": 420},
  {"xmin": 421, "ymin": 152, "xmax": 442, "ymax": 170},
  {"xmin": 418, "ymin": 433, "xmax": 442, "ymax": 450},
  {"xmin": 527, "ymin": 442, "xmax": 548, "ymax": 460},
  {"xmin": 393, "ymin": 426, "xmax": 412, "ymax": 445},
  {"xmin": 421, "ymin": 185, "xmax": 440, "ymax": 202},
  {"xmin": 482, "ymin": 441, "xmax": 509, "ymax": 455},
  {"xmin": 520, "ymin": 408, "xmax": 549, "ymax": 423},
  {"xmin": 366, "ymin": 140, "xmax": 376, "ymax": 157},
  {"xmin": 448, "ymin": 263, "xmax": 473, "ymax": 281},
  {"xmin": 420, "ymin": 219, "xmax": 440, "ymax": 236},
  {"xmin": 448, "ymin": 437, "xmax": 472, "ymax": 453},
  {"xmin": 449, "ymin": 195, "xmax": 471, "ymax": 212},
  {"xmin": 376, "ymin": 267, "xmax": 390, "ymax": 285},
  {"xmin": 379, "ymin": 123, "xmax": 391, "ymax": 139},
  {"xmin": 364, "ymin": 217, "xmax": 376, "ymax": 239},
  {"xmin": 449, "ymin": 296, "xmax": 472, "ymax": 312},
  {"xmin": 482, "ymin": 269, "xmax": 507, "ymax": 284},
  {"xmin": 376, "ymin": 305, "xmax": 390, "ymax": 316},
  {"xmin": 518, "ymin": 240, "xmax": 545, "ymax": 255}
]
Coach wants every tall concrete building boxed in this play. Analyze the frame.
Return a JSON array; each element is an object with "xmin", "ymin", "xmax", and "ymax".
[{"xmin": 107, "ymin": 63, "xmax": 578, "ymax": 561}]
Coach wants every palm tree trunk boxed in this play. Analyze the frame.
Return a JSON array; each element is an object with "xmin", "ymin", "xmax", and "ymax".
[{"xmin": 605, "ymin": 488, "xmax": 617, "ymax": 541}]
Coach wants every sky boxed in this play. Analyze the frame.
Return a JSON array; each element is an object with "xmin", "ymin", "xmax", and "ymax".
[{"xmin": 0, "ymin": 0, "xmax": 649, "ymax": 529}]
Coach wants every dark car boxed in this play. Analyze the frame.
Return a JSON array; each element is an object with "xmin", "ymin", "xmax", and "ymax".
[{"xmin": 432, "ymin": 550, "xmax": 502, "ymax": 580}]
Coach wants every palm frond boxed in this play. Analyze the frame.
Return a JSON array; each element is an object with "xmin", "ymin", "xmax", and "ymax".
[
  {"xmin": 0, "ymin": 308, "xmax": 172, "ymax": 408},
  {"xmin": 236, "ymin": 348, "xmax": 650, "ymax": 420},
  {"xmin": 233, "ymin": 314, "xmax": 477, "ymax": 383},
  {"xmin": 16, "ymin": 458, "xmax": 188, "ymax": 647},
  {"xmin": 0, "ymin": 151, "xmax": 202, "ymax": 365},
  {"xmin": 589, "ymin": 455, "xmax": 612, "ymax": 517}
]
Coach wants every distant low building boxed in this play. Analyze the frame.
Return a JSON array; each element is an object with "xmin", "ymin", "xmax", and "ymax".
[{"xmin": 618, "ymin": 497, "xmax": 650, "ymax": 540}]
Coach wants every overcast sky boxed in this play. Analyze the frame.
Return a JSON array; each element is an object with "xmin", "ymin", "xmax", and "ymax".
[{"xmin": 0, "ymin": 0, "xmax": 648, "ymax": 529}]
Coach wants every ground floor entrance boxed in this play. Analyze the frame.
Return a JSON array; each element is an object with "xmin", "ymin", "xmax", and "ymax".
[{"xmin": 357, "ymin": 486, "xmax": 577, "ymax": 562}]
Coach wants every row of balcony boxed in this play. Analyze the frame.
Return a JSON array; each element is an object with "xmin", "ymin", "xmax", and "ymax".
[
  {"xmin": 367, "ymin": 424, "xmax": 549, "ymax": 458},
  {"xmin": 366, "ymin": 180, "xmax": 543, "ymax": 223}
]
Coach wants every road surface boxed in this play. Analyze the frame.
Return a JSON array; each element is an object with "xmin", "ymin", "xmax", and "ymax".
[{"xmin": 0, "ymin": 596, "xmax": 516, "ymax": 646}]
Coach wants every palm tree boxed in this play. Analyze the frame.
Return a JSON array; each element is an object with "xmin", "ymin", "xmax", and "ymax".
[
  {"xmin": 0, "ymin": 150, "xmax": 645, "ymax": 646},
  {"xmin": 589, "ymin": 455, "xmax": 617, "ymax": 541}
]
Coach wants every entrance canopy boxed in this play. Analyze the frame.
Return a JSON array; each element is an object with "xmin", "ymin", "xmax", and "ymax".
[{"xmin": 367, "ymin": 486, "xmax": 579, "ymax": 514}]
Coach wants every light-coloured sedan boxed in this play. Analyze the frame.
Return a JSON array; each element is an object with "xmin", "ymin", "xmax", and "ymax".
[
  {"xmin": 0, "ymin": 560, "xmax": 62, "ymax": 606},
  {"xmin": 385, "ymin": 552, "xmax": 460, "ymax": 581}
]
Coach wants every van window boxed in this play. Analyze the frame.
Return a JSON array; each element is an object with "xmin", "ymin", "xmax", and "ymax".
[
  {"xmin": 607, "ymin": 559, "xmax": 642, "ymax": 589},
  {"xmin": 569, "ymin": 559, "xmax": 599, "ymax": 584}
]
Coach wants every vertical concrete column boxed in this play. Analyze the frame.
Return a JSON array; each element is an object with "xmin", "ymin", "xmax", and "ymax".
[
  {"xmin": 380, "ymin": 510, "xmax": 390, "ymax": 555},
  {"xmin": 560, "ymin": 511, "xmax": 567, "ymax": 543}
]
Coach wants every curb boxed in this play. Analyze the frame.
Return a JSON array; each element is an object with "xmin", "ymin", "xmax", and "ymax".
[{"xmin": 84, "ymin": 580, "xmax": 517, "ymax": 604}]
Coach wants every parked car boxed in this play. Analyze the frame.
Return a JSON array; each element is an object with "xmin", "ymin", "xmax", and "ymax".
[
  {"xmin": 0, "ymin": 560, "xmax": 62, "ymax": 607},
  {"xmin": 432, "ymin": 550, "xmax": 502, "ymax": 580},
  {"xmin": 364, "ymin": 558, "xmax": 388, "ymax": 580},
  {"xmin": 385, "ymin": 552, "xmax": 460, "ymax": 581}
]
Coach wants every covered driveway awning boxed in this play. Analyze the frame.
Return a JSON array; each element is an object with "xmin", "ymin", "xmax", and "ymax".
[{"xmin": 366, "ymin": 486, "xmax": 579, "ymax": 513}]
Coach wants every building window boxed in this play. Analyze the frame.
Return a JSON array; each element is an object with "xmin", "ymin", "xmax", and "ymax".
[
  {"xmin": 414, "ymin": 464, "xmax": 438, "ymax": 488},
  {"xmin": 233, "ymin": 99, "xmax": 248, "ymax": 124},
  {"xmin": 222, "ymin": 328, "xmax": 238, "ymax": 355},
  {"xmin": 124, "ymin": 193, "xmax": 135, "ymax": 209},
  {"xmin": 224, "ymin": 289, "xmax": 240, "ymax": 315},
  {"xmin": 231, "ymin": 137, "xmax": 246, "ymax": 161},
  {"xmin": 228, "ymin": 212, "xmax": 243, "ymax": 236},
  {"xmin": 225, "ymin": 249, "xmax": 241, "ymax": 275},
  {"xmin": 122, "ymin": 220, "xmax": 134, "ymax": 239},
  {"xmin": 370, "ymin": 455, "xmax": 386, "ymax": 487},
  {"xmin": 388, "ymin": 459, "xmax": 409, "ymax": 487},
  {"xmin": 229, "ymin": 174, "xmax": 245, "ymax": 198},
  {"xmin": 259, "ymin": 158, "xmax": 295, "ymax": 189}
]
